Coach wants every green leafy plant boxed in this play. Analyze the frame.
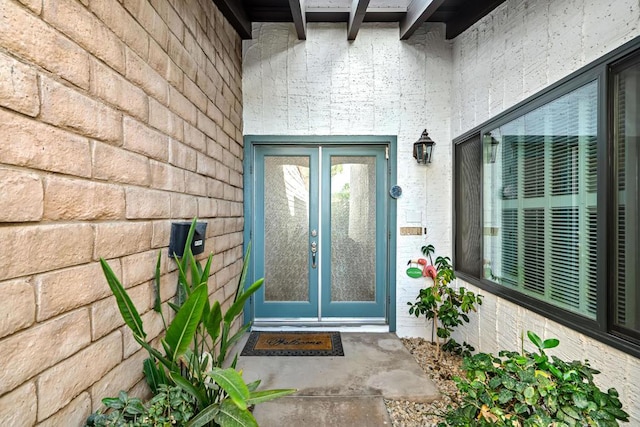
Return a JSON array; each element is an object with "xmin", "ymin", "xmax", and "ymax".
[
  {"xmin": 86, "ymin": 391, "xmax": 146, "ymax": 426},
  {"xmin": 86, "ymin": 386, "xmax": 196, "ymax": 426},
  {"xmin": 442, "ymin": 331, "xmax": 629, "ymax": 426},
  {"xmin": 442, "ymin": 339, "xmax": 475, "ymax": 357},
  {"xmin": 145, "ymin": 385, "xmax": 196, "ymax": 425},
  {"xmin": 407, "ymin": 244, "xmax": 482, "ymax": 357},
  {"xmin": 90, "ymin": 218, "xmax": 295, "ymax": 427}
]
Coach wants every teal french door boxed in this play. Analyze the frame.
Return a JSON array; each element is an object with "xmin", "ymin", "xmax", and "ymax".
[{"xmin": 253, "ymin": 144, "xmax": 388, "ymax": 320}]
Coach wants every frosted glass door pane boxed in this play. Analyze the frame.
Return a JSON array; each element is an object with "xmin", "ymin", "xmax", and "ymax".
[
  {"xmin": 330, "ymin": 156, "xmax": 376, "ymax": 302},
  {"xmin": 264, "ymin": 156, "xmax": 310, "ymax": 302}
]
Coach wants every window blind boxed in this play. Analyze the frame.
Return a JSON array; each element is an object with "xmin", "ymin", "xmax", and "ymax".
[
  {"xmin": 484, "ymin": 81, "xmax": 598, "ymax": 319},
  {"xmin": 454, "ymin": 38, "xmax": 640, "ymax": 354}
]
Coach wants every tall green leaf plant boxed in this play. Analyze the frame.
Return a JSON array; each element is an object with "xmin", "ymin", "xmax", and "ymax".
[{"xmin": 98, "ymin": 218, "xmax": 295, "ymax": 427}]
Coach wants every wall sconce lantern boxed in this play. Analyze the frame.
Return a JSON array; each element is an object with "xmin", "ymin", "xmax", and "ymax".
[
  {"xmin": 485, "ymin": 133, "xmax": 500, "ymax": 164},
  {"xmin": 488, "ymin": 137, "xmax": 499, "ymax": 164},
  {"xmin": 413, "ymin": 129, "xmax": 435, "ymax": 164}
]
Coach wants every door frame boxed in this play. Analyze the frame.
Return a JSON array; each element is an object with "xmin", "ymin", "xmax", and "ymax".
[{"xmin": 243, "ymin": 135, "xmax": 398, "ymax": 331}]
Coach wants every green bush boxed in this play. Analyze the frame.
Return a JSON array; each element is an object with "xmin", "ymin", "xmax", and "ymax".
[
  {"xmin": 88, "ymin": 218, "xmax": 295, "ymax": 427},
  {"xmin": 87, "ymin": 386, "xmax": 195, "ymax": 426},
  {"xmin": 442, "ymin": 331, "xmax": 629, "ymax": 426}
]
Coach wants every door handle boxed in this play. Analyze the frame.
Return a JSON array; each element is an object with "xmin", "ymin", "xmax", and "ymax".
[{"xmin": 310, "ymin": 241, "xmax": 317, "ymax": 269}]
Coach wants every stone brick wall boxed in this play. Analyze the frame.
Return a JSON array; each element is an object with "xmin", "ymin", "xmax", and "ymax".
[
  {"xmin": 0, "ymin": 0, "xmax": 243, "ymax": 425},
  {"xmin": 450, "ymin": 0, "xmax": 640, "ymax": 422}
]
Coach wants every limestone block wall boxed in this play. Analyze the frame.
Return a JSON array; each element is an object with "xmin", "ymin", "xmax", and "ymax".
[
  {"xmin": 0, "ymin": 0, "xmax": 243, "ymax": 425},
  {"xmin": 449, "ymin": 0, "xmax": 640, "ymax": 422},
  {"xmin": 243, "ymin": 22, "xmax": 455, "ymax": 337}
]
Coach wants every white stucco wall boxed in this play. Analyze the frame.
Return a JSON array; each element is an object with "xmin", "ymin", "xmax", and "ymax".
[
  {"xmin": 450, "ymin": 0, "xmax": 640, "ymax": 422},
  {"xmin": 451, "ymin": 0, "xmax": 640, "ymax": 136},
  {"xmin": 242, "ymin": 2, "xmax": 640, "ymax": 420},
  {"xmin": 243, "ymin": 21, "xmax": 455, "ymax": 337}
]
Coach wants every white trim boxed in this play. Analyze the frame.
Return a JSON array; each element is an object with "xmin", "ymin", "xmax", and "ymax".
[{"xmin": 253, "ymin": 317, "xmax": 388, "ymax": 332}]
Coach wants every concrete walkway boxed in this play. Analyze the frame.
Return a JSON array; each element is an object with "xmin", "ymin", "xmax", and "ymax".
[{"xmin": 236, "ymin": 333, "xmax": 439, "ymax": 426}]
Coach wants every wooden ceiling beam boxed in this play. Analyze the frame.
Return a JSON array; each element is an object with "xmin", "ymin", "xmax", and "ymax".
[
  {"xmin": 289, "ymin": 0, "xmax": 308, "ymax": 40},
  {"xmin": 347, "ymin": 0, "xmax": 370, "ymax": 40},
  {"xmin": 399, "ymin": 0, "xmax": 445, "ymax": 40},
  {"xmin": 211, "ymin": 0, "xmax": 252, "ymax": 39}
]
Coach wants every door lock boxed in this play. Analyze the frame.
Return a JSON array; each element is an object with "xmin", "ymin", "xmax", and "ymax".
[{"xmin": 310, "ymin": 241, "xmax": 317, "ymax": 269}]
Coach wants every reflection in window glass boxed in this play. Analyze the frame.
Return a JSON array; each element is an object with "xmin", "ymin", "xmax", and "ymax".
[
  {"xmin": 483, "ymin": 81, "xmax": 598, "ymax": 318},
  {"xmin": 613, "ymin": 58, "xmax": 640, "ymax": 336}
]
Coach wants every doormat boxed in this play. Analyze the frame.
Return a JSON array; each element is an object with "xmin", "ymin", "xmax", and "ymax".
[{"xmin": 240, "ymin": 331, "xmax": 344, "ymax": 356}]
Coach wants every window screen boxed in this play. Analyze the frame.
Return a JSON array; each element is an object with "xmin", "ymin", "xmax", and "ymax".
[
  {"xmin": 454, "ymin": 135, "xmax": 482, "ymax": 277},
  {"xmin": 613, "ymin": 54, "xmax": 640, "ymax": 339}
]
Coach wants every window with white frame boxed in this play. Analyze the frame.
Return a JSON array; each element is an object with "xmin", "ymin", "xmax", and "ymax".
[{"xmin": 453, "ymin": 37, "xmax": 640, "ymax": 355}]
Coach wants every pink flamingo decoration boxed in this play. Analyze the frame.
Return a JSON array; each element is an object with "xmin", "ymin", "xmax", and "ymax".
[
  {"xmin": 423, "ymin": 264, "xmax": 437, "ymax": 279},
  {"xmin": 406, "ymin": 258, "xmax": 437, "ymax": 279}
]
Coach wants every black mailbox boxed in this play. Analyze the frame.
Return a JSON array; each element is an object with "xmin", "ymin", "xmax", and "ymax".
[{"xmin": 168, "ymin": 221, "xmax": 207, "ymax": 258}]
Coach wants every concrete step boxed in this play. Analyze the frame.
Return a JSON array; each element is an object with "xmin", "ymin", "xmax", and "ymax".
[{"xmin": 252, "ymin": 396, "xmax": 392, "ymax": 427}]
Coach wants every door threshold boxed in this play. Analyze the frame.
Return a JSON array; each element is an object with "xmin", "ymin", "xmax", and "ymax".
[{"xmin": 252, "ymin": 318, "xmax": 389, "ymax": 333}]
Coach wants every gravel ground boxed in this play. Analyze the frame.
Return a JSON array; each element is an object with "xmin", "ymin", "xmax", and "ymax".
[{"xmin": 385, "ymin": 338, "xmax": 465, "ymax": 427}]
